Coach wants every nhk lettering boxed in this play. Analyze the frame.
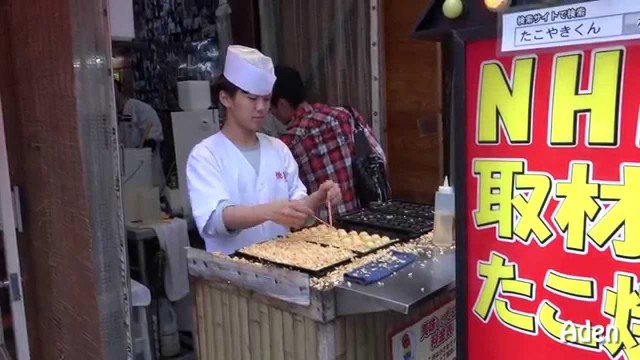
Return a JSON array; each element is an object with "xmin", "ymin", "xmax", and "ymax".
[
  {"xmin": 473, "ymin": 159, "xmax": 640, "ymax": 261},
  {"xmin": 476, "ymin": 48, "xmax": 624, "ymax": 146},
  {"xmin": 465, "ymin": 39, "xmax": 640, "ymax": 359},
  {"xmin": 473, "ymin": 252, "xmax": 640, "ymax": 358}
]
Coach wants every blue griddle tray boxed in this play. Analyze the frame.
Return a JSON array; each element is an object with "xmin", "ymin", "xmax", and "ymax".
[{"xmin": 344, "ymin": 251, "xmax": 418, "ymax": 285}]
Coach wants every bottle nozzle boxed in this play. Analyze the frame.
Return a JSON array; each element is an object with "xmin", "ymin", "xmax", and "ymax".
[{"xmin": 438, "ymin": 175, "xmax": 454, "ymax": 193}]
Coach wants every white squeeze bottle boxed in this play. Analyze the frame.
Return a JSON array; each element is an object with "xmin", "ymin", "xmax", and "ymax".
[{"xmin": 433, "ymin": 176, "xmax": 455, "ymax": 247}]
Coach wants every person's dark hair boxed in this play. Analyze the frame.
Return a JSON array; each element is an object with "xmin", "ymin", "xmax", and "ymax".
[
  {"xmin": 211, "ymin": 75, "xmax": 241, "ymax": 107},
  {"xmin": 272, "ymin": 65, "xmax": 306, "ymax": 107},
  {"xmin": 114, "ymin": 79, "xmax": 123, "ymax": 93}
]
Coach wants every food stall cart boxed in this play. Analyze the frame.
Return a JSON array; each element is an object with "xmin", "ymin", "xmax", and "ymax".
[
  {"xmin": 188, "ymin": 202, "xmax": 456, "ymax": 359},
  {"xmin": 434, "ymin": 0, "xmax": 640, "ymax": 359}
]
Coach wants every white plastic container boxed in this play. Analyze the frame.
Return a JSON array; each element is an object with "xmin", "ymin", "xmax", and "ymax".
[
  {"xmin": 177, "ymin": 80, "xmax": 211, "ymax": 111},
  {"xmin": 131, "ymin": 280, "xmax": 152, "ymax": 360},
  {"xmin": 433, "ymin": 176, "xmax": 455, "ymax": 247},
  {"xmin": 121, "ymin": 147, "xmax": 153, "ymax": 188}
]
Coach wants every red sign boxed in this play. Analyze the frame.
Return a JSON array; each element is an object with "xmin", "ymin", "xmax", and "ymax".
[
  {"xmin": 464, "ymin": 38, "xmax": 640, "ymax": 359},
  {"xmin": 389, "ymin": 294, "xmax": 456, "ymax": 360}
]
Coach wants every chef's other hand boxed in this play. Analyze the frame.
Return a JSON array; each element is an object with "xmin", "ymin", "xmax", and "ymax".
[
  {"xmin": 318, "ymin": 180, "xmax": 342, "ymax": 204},
  {"xmin": 266, "ymin": 200, "xmax": 314, "ymax": 229}
]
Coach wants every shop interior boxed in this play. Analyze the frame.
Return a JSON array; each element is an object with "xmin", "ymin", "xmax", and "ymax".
[
  {"xmin": 110, "ymin": 0, "xmax": 447, "ymax": 359},
  {"xmin": 0, "ymin": 0, "xmax": 453, "ymax": 358},
  {"xmin": 0, "ymin": 0, "xmax": 606, "ymax": 358},
  {"xmin": 0, "ymin": 0, "xmax": 448, "ymax": 358}
]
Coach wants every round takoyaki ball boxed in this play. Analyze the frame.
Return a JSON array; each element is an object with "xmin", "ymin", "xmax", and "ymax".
[
  {"xmin": 317, "ymin": 224, "xmax": 328, "ymax": 231},
  {"xmin": 371, "ymin": 234, "xmax": 381, "ymax": 241},
  {"xmin": 359, "ymin": 231, "xmax": 369, "ymax": 237},
  {"xmin": 337, "ymin": 229, "xmax": 348, "ymax": 237},
  {"xmin": 381, "ymin": 236, "xmax": 391, "ymax": 243},
  {"xmin": 348, "ymin": 231, "xmax": 358, "ymax": 237}
]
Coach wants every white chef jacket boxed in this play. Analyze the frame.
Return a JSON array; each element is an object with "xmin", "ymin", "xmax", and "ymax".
[
  {"xmin": 186, "ymin": 132, "xmax": 308, "ymax": 254},
  {"xmin": 119, "ymin": 98, "xmax": 165, "ymax": 187}
]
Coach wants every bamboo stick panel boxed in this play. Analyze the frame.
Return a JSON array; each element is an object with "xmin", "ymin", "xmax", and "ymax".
[
  {"xmin": 194, "ymin": 280, "xmax": 450, "ymax": 360},
  {"xmin": 282, "ymin": 311, "xmax": 295, "ymax": 360},
  {"xmin": 230, "ymin": 292, "xmax": 242, "ymax": 358},
  {"xmin": 318, "ymin": 321, "xmax": 336, "ymax": 360},
  {"xmin": 335, "ymin": 317, "xmax": 346, "ymax": 360},
  {"xmin": 374, "ymin": 313, "xmax": 387, "ymax": 358},
  {"xmin": 212, "ymin": 289, "xmax": 225, "ymax": 360},
  {"xmin": 333, "ymin": 312, "xmax": 395, "ymax": 360},
  {"xmin": 365, "ymin": 314, "xmax": 377, "ymax": 360},
  {"xmin": 345, "ymin": 317, "xmax": 356, "ymax": 360},
  {"xmin": 260, "ymin": 304, "xmax": 272, "ymax": 360},
  {"xmin": 355, "ymin": 315, "xmax": 368, "ymax": 360},
  {"xmin": 248, "ymin": 301, "xmax": 261, "ymax": 360},
  {"xmin": 239, "ymin": 296, "xmax": 251, "ymax": 360},
  {"xmin": 305, "ymin": 317, "xmax": 319, "ymax": 360},
  {"xmin": 195, "ymin": 282, "xmax": 207, "ymax": 358},
  {"xmin": 269, "ymin": 308, "xmax": 285, "ymax": 360},
  {"xmin": 221, "ymin": 291, "xmax": 232, "ymax": 358},
  {"xmin": 293, "ymin": 314, "xmax": 306, "ymax": 359},
  {"xmin": 204, "ymin": 286, "xmax": 216, "ymax": 358}
]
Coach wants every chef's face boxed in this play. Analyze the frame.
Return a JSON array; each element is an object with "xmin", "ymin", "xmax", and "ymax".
[{"xmin": 220, "ymin": 90, "xmax": 271, "ymax": 132}]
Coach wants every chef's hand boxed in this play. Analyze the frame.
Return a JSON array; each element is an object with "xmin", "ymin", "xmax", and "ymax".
[
  {"xmin": 265, "ymin": 200, "xmax": 314, "ymax": 229},
  {"xmin": 316, "ymin": 180, "xmax": 342, "ymax": 204}
]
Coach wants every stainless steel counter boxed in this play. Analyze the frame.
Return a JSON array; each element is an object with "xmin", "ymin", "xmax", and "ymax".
[{"xmin": 335, "ymin": 248, "xmax": 454, "ymax": 315}]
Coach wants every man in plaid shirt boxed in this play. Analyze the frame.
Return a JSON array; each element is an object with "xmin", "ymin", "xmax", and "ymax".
[{"xmin": 271, "ymin": 66, "xmax": 386, "ymax": 220}]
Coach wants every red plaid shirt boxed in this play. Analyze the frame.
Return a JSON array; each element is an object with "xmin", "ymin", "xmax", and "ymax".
[{"xmin": 280, "ymin": 103, "xmax": 385, "ymax": 220}]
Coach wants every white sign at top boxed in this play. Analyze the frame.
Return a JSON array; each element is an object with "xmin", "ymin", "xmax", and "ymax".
[{"xmin": 500, "ymin": 0, "xmax": 640, "ymax": 53}]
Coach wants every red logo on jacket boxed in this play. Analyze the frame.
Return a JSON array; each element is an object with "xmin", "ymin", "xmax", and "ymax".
[{"xmin": 275, "ymin": 171, "xmax": 284, "ymax": 180}]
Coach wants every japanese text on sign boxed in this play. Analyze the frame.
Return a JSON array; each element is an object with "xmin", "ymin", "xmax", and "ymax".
[
  {"xmin": 466, "ymin": 37, "xmax": 640, "ymax": 359},
  {"xmin": 501, "ymin": 0, "xmax": 640, "ymax": 53},
  {"xmin": 391, "ymin": 299, "xmax": 456, "ymax": 360},
  {"xmin": 473, "ymin": 252, "xmax": 640, "ymax": 359},
  {"xmin": 515, "ymin": 20, "xmax": 610, "ymax": 47},
  {"xmin": 474, "ymin": 46, "xmax": 640, "ymax": 262},
  {"xmin": 473, "ymin": 159, "xmax": 640, "ymax": 261}
]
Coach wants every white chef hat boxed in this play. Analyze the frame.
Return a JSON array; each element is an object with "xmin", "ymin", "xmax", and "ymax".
[{"xmin": 223, "ymin": 45, "xmax": 276, "ymax": 96}]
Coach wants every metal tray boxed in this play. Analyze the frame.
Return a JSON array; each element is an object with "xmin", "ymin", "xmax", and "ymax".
[
  {"xmin": 302, "ymin": 235, "xmax": 402, "ymax": 256},
  {"xmin": 334, "ymin": 222, "xmax": 413, "ymax": 241},
  {"xmin": 291, "ymin": 224, "xmax": 404, "ymax": 255},
  {"xmin": 234, "ymin": 251, "xmax": 354, "ymax": 277},
  {"xmin": 234, "ymin": 238, "xmax": 357, "ymax": 277},
  {"xmin": 336, "ymin": 208, "xmax": 434, "ymax": 239},
  {"xmin": 368, "ymin": 200, "xmax": 434, "ymax": 220}
]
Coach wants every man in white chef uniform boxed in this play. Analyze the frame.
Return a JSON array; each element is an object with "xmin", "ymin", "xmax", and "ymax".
[
  {"xmin": 186, "ymin": 45, "xmax": 341, "ymax": 254},
  {"xmin": 115, "ymin": 80, "xmax": 165, "ymax": 187}
]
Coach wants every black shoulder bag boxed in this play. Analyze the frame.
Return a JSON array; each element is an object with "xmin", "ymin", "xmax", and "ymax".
[{"xmin": 344, "ymin": 106, "xmax": 391, "ymax": 207}]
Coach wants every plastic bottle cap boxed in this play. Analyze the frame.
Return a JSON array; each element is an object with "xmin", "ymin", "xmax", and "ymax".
[{"xmin": 438, "ymin": 176, "xmax": 454, "ymax": 193}]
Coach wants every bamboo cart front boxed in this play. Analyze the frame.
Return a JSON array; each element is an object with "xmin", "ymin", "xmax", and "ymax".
[{"xmin": 188, "ymin": 238, "xmax": 455, "ymax": 360}]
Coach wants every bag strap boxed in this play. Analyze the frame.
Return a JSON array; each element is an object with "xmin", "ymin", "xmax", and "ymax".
[
  {"xmin": 342, "ymin": 106, "xmax": 372, "ymax": 157},
  {"xmin": 342, "ymin": 105, "xmax": 362, "ymax": 131}
]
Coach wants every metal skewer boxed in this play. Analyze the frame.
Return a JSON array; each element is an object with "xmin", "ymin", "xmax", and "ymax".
[{"xmin": 311, "ymin": 215, "xmax": 333, "ymax": 228}]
